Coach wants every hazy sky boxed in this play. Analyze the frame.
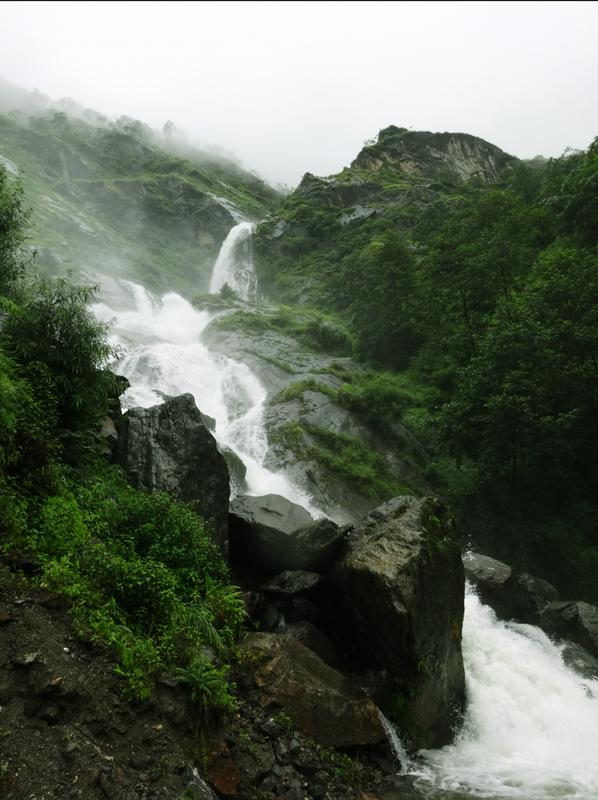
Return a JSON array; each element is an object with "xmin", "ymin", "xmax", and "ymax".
[{"xmin": 1, "ymin": 1, "xmax": 597, "ymax": 186}]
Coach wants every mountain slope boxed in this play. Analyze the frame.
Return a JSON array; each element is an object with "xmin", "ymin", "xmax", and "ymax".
[
  {"xmin": 254, "ymin": 125, "xmax": 517, "ymax": 303},
  {"xmin": 0, "ymin": 101, "xmax": 279, "ymax": 294}
]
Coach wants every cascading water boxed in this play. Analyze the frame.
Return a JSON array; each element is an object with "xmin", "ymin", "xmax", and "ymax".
[
  {"xmin": 91, "ymin": 223, "xmax": 598, "ymax": 800},
  {"xmin": 92, "ymin": 283, "xmax": 318, "ymax": 513},
  {"xmin": 209, "ymin": 221, "xmax": 256, "ymax": 301},
  {"xmin": 411, "ymin": 583, "xmax": 598, "ymax": 800},
  {"xmin": 91, "ymin": 220, "xmax": 321, "ymax": 517},
  {"xmin": 378, "ymin": 709, "xmax": 411, "ymax": 774}
]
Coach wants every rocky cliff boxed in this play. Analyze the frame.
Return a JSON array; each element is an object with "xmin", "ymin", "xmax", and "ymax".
[{"xmin": 254, "ymin": 124, "xmax": 517, "ymax": 304}]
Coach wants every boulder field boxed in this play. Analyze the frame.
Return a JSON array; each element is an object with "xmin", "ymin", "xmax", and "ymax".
[{"xmin": 230, "ymin": 491, "xmax": 465, "ymax": 751}]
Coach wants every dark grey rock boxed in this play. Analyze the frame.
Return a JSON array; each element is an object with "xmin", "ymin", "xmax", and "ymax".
[
  {"xmin": 220, "ymin": 446, "xmax": 247, "ymax": 496},
  {"xmin": 463, "ymin": 552, "xmax": 558, "ymax": 622},
  {"xmin": 508, "ymin": 572, "xmax": 559, "ymax": 620},
  {"xmin": 280, "ymin": 519, "xmax": 345, "ymax": 573},
  {"xmin": 561, "ymin": 641, "xmax": 598, "ymax": 680},
  {"xmin": 229, "ymin": 494, "xmax": 313, "ymax": 574},
  {"xmin": 116, "ymin": 393, "xmax": 230, "ymax": 554},
  {"xmin": 538, "ymin": 601, "xmax": 598, "ymax": 659},
  {"xmin": 262, "ymin": 571, "xmax": 322, "ymax": 597},
  {"xmin": 463, "ymin": 552, "xmax": 512, "ymax": 615},
  {"xmin": 330, "ymin": 496, "xmax": 465, "ymax": 750},
  {"xmin": 240, "ymin": 633, "xmax": 385, "ymax": 749},
  {"xmin": 282, "ymin": 621, "xmax": 340, "ymax": 668}
]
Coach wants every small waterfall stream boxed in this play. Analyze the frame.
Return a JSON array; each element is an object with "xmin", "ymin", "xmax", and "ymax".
[{"xmin": 378, "ymin": 709, "xmax": 411, "ymax": 773}]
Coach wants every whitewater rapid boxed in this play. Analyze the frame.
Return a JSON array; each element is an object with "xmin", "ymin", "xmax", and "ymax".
[
  {"xmin": 91, "ymin": 281, "xmax": 320, "ymax": 514},
  {"xmin": 413, "ymin": 584, "xmax": 598, "ymax": 800}
]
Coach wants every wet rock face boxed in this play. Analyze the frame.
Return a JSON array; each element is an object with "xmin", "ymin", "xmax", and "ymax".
[
  {"xmin": 277, "ymin": 518, "xmax": 346, "ymax": 573},
  {"xmin": 116, "ymin": 393, "xmax": 230, "ymax": 554},
  {"xmin": 462, "ymin": 552, "xmax": 513, "ymax": 617},
  {"xmin": 538, "ymin": 601, "xmax": 598, "ymax": 660},
  {"xmin": 229, "ymin": 494, "xmax": 313, "ymax": 575},
  {"xmin": 352, "ymin": 126, "xmax": 516, "ymax": 186},
  {"xmin": 330, "ymin": 496, "xmax": 465, "ymax": 750},
  {"xmin": 229, "ymin": 496, "xmax": 347, "ymax": 581},
  {"xmin": 240, "ymin": 633, "xmax": 385, "ymax": 749},
  {"xmin": 463, "ymin": 551, "xmax": 559, "ymax": 623}
]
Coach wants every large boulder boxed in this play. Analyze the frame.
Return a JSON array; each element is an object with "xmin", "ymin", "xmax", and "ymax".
[
  {"xmin": 261, "ymin": 570, "xmax": 322, "ymax": 598},
  {"xmin": 281, "ymin": 621, "xmax": 341, "ymax": 668},
  {"xmin": 229, "ymin": 494, "xmax": 313, "ymax": 575},
  {"xmin": 510, "ymin": 572, "xmax": 559, "ymax": 620},
  {"xmin": 330, "ymin": 496, "xmax": 465, "ymax": 750},
  {"xmin": 116, "ymin": 394, "xmax": 230, "ymax": 554},
  {"xmin": 538, "ymin": 601, "xmax": 598, "ymax": 660},
  {"xmin": 240, "ymin": 633, "xmax": 385, "ymax": 749},
  {"xmin": 463, "ymin": 552, "xmax": 559, "ymax": 622},
  {"xmin": 462, "ymin": 552, "xmax": 513, "ymax": 616},
  {"xmin": 282, "ymin": 518, "xmax": 345, "ymax": 573}
]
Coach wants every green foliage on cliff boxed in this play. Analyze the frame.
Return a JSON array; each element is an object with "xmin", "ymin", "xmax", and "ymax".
[
  {"xmin": 255, "ymin": 134, "xmax": 598, "ymax": 600},
  {"xmin": 0, "ymin": 166, "xmax": 244, "ymax": 709},
  {"xmin": 207, "ymin": 304, "xmax": 354, "ymax": 355}
]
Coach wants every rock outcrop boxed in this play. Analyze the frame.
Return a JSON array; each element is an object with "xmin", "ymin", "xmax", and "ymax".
[
  {"xmin": 330, "ymin": 496, "xmax": 465, "ymax": 749},
  {"xmin": 229, "ymin": 494, "xmax": 314, "ymax": 575},
  {"xmin": 116, "ymin": 393, "xmax": 230, "ymax": 554},
  {"xmin": 463, "ymin": 551, "xmax": 598, "ymax": 670},
  {"xmin": 240, "ymin": 633, "xmax": 385, "ymax": 749},
  {"xmin": 538, "ymin": 601, "xmax": 598, "ymax": 660},
  {"xmin": 352, "ymin": 126, "xmax": 516, "ymax": 185},
  {"xmin": 463, "ymin": 551, "xmax": 559, "ymax": 622}
]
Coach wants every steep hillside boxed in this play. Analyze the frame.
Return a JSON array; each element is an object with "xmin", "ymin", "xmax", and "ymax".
[
  {"xmin": 252, "ymin": 125, "xmax": 598, "ymax": 602},
  {"xmin": 0, "ymin": 104, "xmax": 279, "ymax": 294},
  {"xmin": 254, "ymin": 125, "xmax": 517, "ymax": 303}
]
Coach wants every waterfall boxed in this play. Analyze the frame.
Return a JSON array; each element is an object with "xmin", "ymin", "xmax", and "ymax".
[
  {"xmin": 377, "ymin": 709, "xmax": 411, "ymax": 773},
  {"xmin": 91, "ymin": 281, "xmax": 320, "ymax": 515},
  {"xmin": 209, "ymin": 221, "xmax": 256, "ymax": 301},
  {"xmin": 89, "ymin": 222, "xmax": 598, "ymax": 800},
  {"xmin": 413, "ymin": 584, "xmax": 598, "ymax": 799}
]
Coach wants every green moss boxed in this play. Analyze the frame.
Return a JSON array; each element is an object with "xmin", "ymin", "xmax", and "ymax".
[
  {"xmin": 305, "ymin": 426, "xmax": 414, "ymax": 502},
  {"xmin": 209, "ymin": 304, "xmax": 354, "ymax": 356}
]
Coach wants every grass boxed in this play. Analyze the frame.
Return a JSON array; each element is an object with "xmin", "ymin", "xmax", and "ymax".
[
  {"xmin": 208, "ymin": 305, "xmax": 354, "ymax": 356},
  {"xmin": 271, "ymin": 420, "xmax": 414, "ymax": 503}
]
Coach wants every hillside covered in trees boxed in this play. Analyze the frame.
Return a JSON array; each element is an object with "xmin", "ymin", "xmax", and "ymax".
[{"xmin": 253, "ymin": 126, "xmax": 598, "ymax": 600}]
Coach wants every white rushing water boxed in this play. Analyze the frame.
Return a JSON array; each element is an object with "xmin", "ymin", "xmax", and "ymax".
[
  {"xmin": 209, "ymin": 221, "xmax": 256, "ymax": 301},
  {"xmin": 92, "ymin": 281, "xmax": 319, "ymax": 513},
  {"xmin": 414, "ymin": 584, "xmax": 598, "ymax": 800},
  {"xmin": 378, "ymin": 709, "xmax": 411, "ymax": 774}
]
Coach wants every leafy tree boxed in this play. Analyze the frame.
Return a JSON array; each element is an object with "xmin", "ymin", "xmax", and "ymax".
[
  {"xmin": 341, "ymin": 230, "xmax": 419, "ymax": 368},
  {"xmin": 0, "ymin": 167, "xmax": 29, "ymax": 295},
  {"xmin": 2, "ymin": 277, "xmax": 118, "ymax": 445}
]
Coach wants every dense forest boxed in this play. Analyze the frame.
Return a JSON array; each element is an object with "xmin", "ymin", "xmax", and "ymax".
[{"xmin": 254, "ymin": 130, "xmax": 598, "ymax": 600}]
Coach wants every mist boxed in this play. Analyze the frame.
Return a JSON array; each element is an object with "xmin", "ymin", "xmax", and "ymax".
[{"xmin": 1, "ymin": 0, "xmax": 597, "ymax": 186}]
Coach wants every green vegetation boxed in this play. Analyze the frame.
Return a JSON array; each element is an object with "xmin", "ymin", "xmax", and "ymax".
[
  {"xmin": 207, "ymin": 303, "xmax": 354, "ymax": 356},
  {"xmin": 306, "ymin": 426, "xmax": 413, "ymax": 500},
  {"xmin": 272, "ymin": 420, "xmax": 413, "ymax": 503},
  {"xmin": 255, "ymin": 133, "xmax": 598, "ymax": 601},
  {"xmin": 0, "ymin": 165, "xmax": 244, "ymax": 713}
]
